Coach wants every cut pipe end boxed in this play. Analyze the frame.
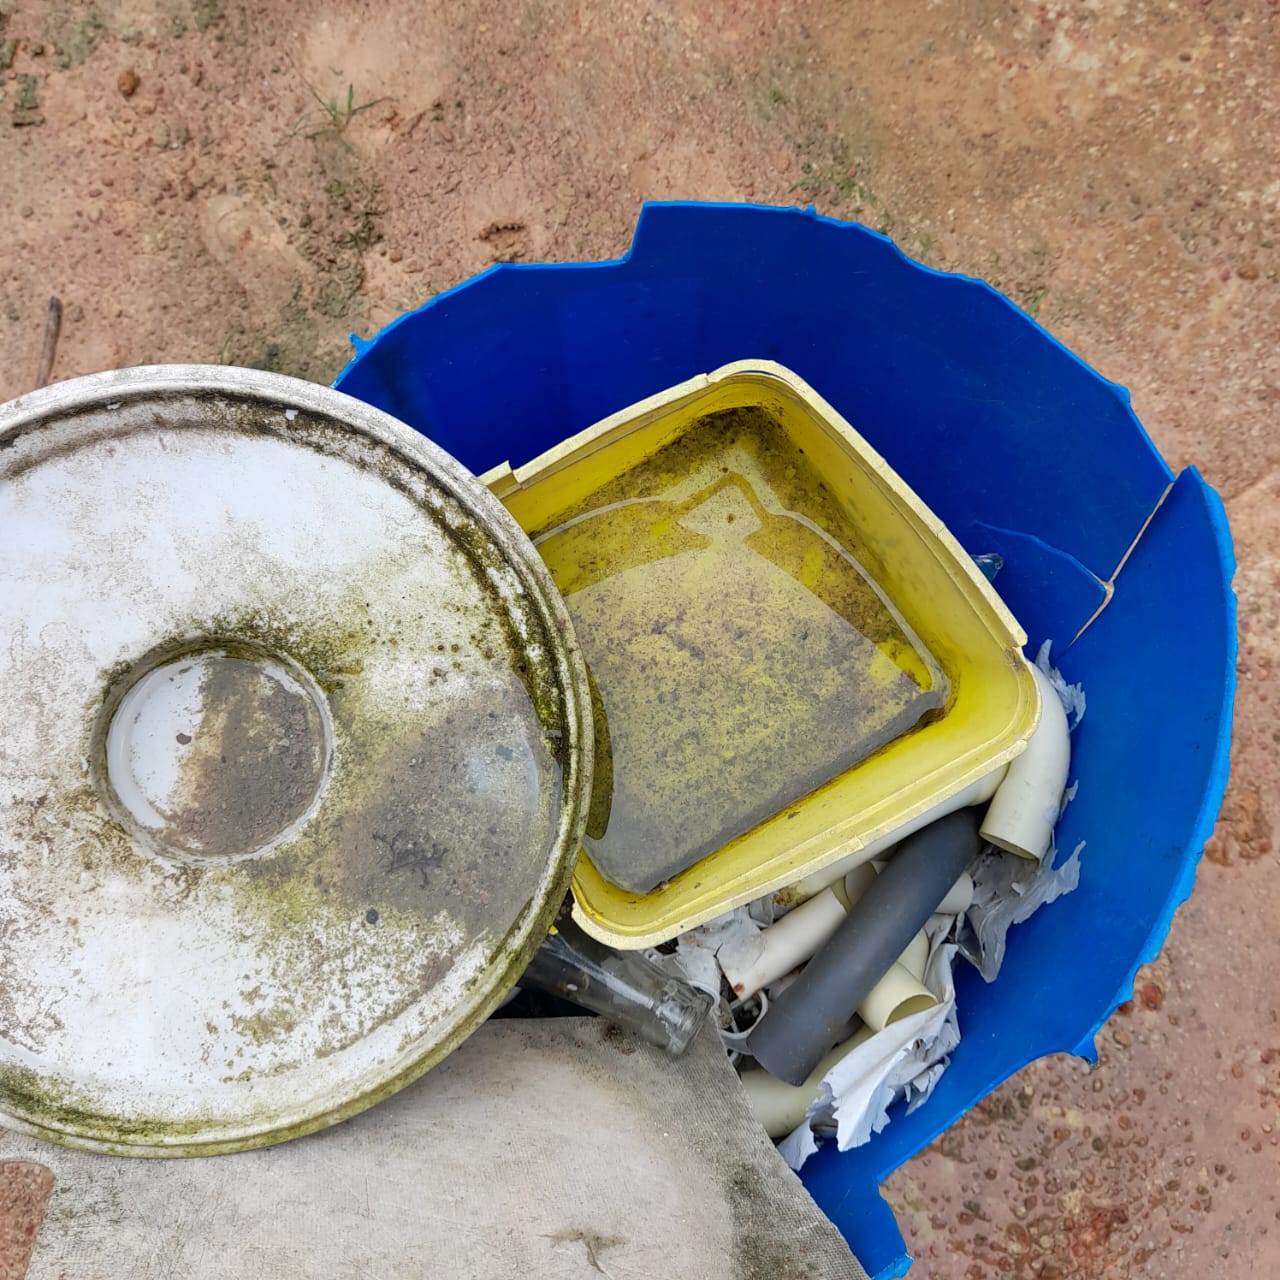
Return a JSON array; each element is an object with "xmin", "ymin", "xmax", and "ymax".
[{"xmin": 979, "ymin": 664, "xmax": 1070, "ymax": 862}]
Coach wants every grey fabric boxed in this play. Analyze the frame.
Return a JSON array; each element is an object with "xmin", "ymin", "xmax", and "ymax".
[{"xmin": 4, "ymin": 1018, "xmax": 868, "ymax": 1280}]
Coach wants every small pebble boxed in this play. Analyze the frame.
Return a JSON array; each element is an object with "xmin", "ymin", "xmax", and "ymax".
[{"xmin": 118, "ymin": 67, "xmax": 140, "ymax": 98}]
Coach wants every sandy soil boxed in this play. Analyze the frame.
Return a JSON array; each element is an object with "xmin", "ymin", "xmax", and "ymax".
[{"xmin": 2, "ymin": 1, "xmax": 1277, "ymax": 1276}]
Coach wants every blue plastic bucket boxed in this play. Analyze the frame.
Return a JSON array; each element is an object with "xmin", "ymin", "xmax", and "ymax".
[{"xmin": 334, "ymin": 202, "xmax": 1236, "ymax": 1278}]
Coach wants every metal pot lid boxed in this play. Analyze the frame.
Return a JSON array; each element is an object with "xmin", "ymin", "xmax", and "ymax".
[{"xmin": 0, "ymin": 366, "xmax": 591, "ymax": 1155}]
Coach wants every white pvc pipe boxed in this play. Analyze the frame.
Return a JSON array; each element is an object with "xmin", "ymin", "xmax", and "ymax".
[
  {"xmin": 721, "ymin": 866, "xmax": 886, "ymax": 1000},
  {"xmin": 934, "ymin": 871, "xmax": 974, "ymax": 917},
  {"xmin": 722, "ymin": 865, "xmax": 930, "ymax": 1005},
  {"xmin": 777, "ymin": 764, "xmax": 1009, "ymax": 908},
  {"xmin": 898, "ymin": 929, "xmax": 928, "ymax": 982},
  {"xmin": 740, "ymin": 1025, "xmax": 875, "ymax": 1138},
  {"xmin": 854, "ymin": 928, "xmax": 934, "ymax": 1032},
  {"xmin": 719, "ymin": 883, "xmax": 850, "ymax": 998},
  {"xmin": 857, "ymin": 960, "xmax": 936, "ymax": 1032},
  {"xmin": 980, "ymin": 664, "xmax": 1070, "ymax": 861},
  {"xmin": 842, "ymin": 862, "xmax": 879, "ymax": 905}
]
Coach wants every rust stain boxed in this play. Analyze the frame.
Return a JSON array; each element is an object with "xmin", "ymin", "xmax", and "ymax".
[{"xmin": 0, "ymin": 1160, "xmax": 55, "ymax": 1280}]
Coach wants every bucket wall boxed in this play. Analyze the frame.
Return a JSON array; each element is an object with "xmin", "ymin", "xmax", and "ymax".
[{"xmin": 334, "ymin": 202, "xmax": 1236, "ymax": 1277}]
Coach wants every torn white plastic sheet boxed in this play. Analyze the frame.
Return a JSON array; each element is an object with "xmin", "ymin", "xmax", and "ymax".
[
  {"xmin": 958, "ymin": 841, "xmax": 1084, "ymax": 982},
  {"xmin": 778, "ymin": 1116, "xmax": 820, "ymax": 1169},
  {"xmin": 680, "ymin": 905, "xmax": 761, "ymax": 954},
  {"xmin": 1036, "ymin": 638, "xmax": 1086, "ymax": 729},
  {"xmin": 694, "ymin": 908, "xmax": 763, "ymax": 976},
  {"xmin": 650, "ymin": 906, "xmax": 760, "ymax": 1004}
]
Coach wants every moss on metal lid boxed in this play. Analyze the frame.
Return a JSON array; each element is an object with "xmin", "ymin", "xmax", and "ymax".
[{"xmin": 0, "ymin": 366, "xmax": 591, "ymax": 1155}]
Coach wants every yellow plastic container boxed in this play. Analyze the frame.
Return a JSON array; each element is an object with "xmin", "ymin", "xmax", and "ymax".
[{"xmin": 485, "ymin": 361, "xmax": 1041, "ymax": 948}]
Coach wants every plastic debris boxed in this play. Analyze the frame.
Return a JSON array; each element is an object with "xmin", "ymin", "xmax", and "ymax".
[
  {"xmin": 659, "ymin": 640, "xmax": 1087, "ymax": 1169},
  {"xmin": 820, "ymin": 933, "xmax": 960, "ymax": 1152},
  {"xmin": 957, "ymin": 842, "xmax": 1084, "ymax": 983},
  {"xmin": 970, "ymin": 552, "xmax": 1005, "ymax": 582},
  {"xmin": 1035, "ymin": 638, "xmax": 1087, "ymax": 729},
  {"xmin": 779, "ymin": 1118, "xmax": 821, "ymax": 1168}
]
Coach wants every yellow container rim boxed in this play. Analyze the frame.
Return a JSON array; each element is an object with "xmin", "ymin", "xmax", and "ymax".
[{"xmin": 487, "ymin": 360, "xmax": 1042, "ymax": 949}]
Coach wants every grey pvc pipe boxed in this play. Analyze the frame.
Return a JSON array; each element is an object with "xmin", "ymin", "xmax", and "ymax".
[{"xmin": 747, "ymin": 808, "xmax": 982, "ymax": 1086}]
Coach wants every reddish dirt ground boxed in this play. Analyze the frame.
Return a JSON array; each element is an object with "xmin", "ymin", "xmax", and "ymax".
[{"xmin": 1, "ymin": 2, "xmax": 1276, "ymax": 1276}]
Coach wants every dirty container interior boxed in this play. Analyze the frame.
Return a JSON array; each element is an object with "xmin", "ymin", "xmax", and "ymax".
[{"xmin": 487, "ymin": 361, "xmax": 1040, "ymax": 944}]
